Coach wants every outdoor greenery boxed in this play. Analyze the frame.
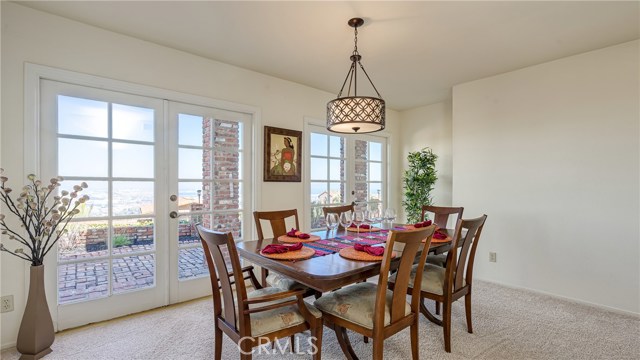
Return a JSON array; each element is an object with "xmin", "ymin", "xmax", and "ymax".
[
  {"xmin": 112, "ymin": 235, "xmax": 132, "ymax": 248},
  {"xmin": 402, "ymin": 148, "xmax": 438, "ymax": 224}
]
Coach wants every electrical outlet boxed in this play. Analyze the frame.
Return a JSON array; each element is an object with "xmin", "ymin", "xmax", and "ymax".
[
  {"xmin": 489, "ymin": 252, "xmax": 497, "ymax": 263},
  {"xmin": 1, "ymin": 295, "xmax": 14, "ymax": 313}
]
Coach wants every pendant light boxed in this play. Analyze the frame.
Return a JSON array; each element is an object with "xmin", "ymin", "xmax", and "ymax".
[{"xmin": 327, "ymin": 18, "xmax": 385, "ymax": 134}]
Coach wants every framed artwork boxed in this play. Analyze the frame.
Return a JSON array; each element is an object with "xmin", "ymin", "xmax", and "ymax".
[{"xmin": 263, "ymin": 126, "xmax": 302, "ymax": 182}]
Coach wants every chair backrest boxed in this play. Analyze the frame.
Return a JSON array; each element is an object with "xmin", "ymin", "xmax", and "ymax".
[
  {"xmin": 444, "ymin": 215, "xmax": 487, "ymax": 292},
  {"xmin": 322, "ymin": 202, "xmax": 355, "ymax": 229},
  {"xmin": 197, "ymin": 225, "xmax": 248, "ymax": 334},
  {"xmin": 421, "ymin": 205, "xmax": 464, "ymax": 229},
  {"xmin": 253, "ymin": 209, "xmax": 300, "ymax": 240},
  {"xmin": 375, "ymin": 226, "xmax": 436, "ymax": 329}
]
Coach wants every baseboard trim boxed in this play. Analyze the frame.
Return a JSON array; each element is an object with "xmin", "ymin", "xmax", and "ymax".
[
  {"xmin": 1, "ymin": 341, "xmax": 16, "ymax": 351},
  {"xmin": 475, "ymin": 277, "xmax": 640, "ymax": 318}
]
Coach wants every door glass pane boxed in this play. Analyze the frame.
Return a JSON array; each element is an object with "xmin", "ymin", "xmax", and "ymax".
[
  {"xmin": 179, "ymin": 247, "xmax": 209, "ymax": 280},
  {"xmin": 369, "ymin": 183, "xmax": 382, "ymax": 202},
  {"xmin": 112, "ymin": 254, "xmax": 155, "ymax": 294},
  {"xmin": 329, "ymin": 136, "xmax": 343, "ymax": 158},
  {"xmin": 178, "ymin": 114, "xmax": 206, "ymax": 146},
  {"xmin": 113, "ymin": 104, "xmax": 154, "ymax": 142},
  {"xmin": 211, "ymin": 212, "xmax": 243, "ymax": 239},
  {"xmin": 370, "ymin": 162, "xmax": 382, "ymax": 182},
  {"xmin": 58, "ymin": 95, "xmax": 108, "ymax": 138},
  {"xmin": 355, "ymin": 140, "xmax": 368, "ymax": 160},
  {"xmin": 59, "ymin": 180, "xmax": 108, "ymax": 218},
  {"xmin": 311, "ymin": 206, "xmax": 325, "ymax": 229},
  {"xmin": 178, "ymin": 181, "xmax": 209, "ymax": 212},
  {"xmin": 212, "ymin": 181, "xmax": 240, "ymax": 211},
  {"xmin": 178, "ymin": 214, "xmax": 200, "ymax": 245},
  {"xmin": 58, "ymin": 139, "xmax": 108, "ymax": 177},
  {"xmin": 58, "ymin": 260, "xmax": 109, "ymax": 304},
  {"xmin": 112, "ymin": 219, "xmax": 155, "ymax": 254},
  {"xmin": 329, "ymin": 182, "xmax": 344, "ymax": 204},
  {"xmin": 113, "ymin": 143, "xmax": 154, "ymax": 178},
  {"xmin": 213, "ymin": 152, "xmax": 240, "ymax": 180},
  {"xmin": 179, "ymin": 148, "xmax": 206, "ymax": 179},
  {"xmin": 310, "ymin": 182, "xmax": 328, "ymax": 204},
  {"xmin": 310, "ymin": 157, "xmax": 327, "ymax": 180},
  {"xmin": 310, "ymin": 133, "xmax": 327, "ymax": 156},
  {"xmin": 113, "ymin": 181, "xmax": 154, "ymax": 216},
  {"xmin": 329, "ymin": 159, "xmax": 343, "ymax": 181},
  {"xmin": 58, "ymin": 221, "xmax": 109, "ymax": 261},
  {"xmin": 369, "ymin": 142, "xmax": 382, "ymax": 161}
]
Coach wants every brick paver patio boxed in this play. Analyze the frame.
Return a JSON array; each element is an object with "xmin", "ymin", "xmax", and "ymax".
[{"xmin": 58, "ymin": 239, "xmax": 209, "ymax": 304}]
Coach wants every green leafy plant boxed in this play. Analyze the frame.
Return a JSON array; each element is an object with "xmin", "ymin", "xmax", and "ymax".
[
  {"xmin": 402, "ymin": 148, "xmax": 438, "ymax": 224},
  {"xmin": 112, "ymin": 235, "xmax": 132, "ymax": 248}
]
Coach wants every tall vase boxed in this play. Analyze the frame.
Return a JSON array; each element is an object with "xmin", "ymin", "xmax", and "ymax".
[{"xmin": 16, "ymin": 265, "xmax": 54, "ymax": 360}]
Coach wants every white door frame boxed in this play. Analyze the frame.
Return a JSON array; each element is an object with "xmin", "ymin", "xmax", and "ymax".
[{"xmin": 24, "ymin": 63, "xmax": 260, "ymax": 330}]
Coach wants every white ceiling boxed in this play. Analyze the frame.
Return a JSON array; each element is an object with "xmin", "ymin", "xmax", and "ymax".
[{"xmin": 19, "ymin": 1, "xmax": 640, "ymax": 111}]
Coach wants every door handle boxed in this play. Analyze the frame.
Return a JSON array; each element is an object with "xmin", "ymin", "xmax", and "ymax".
[{"xmin": 169, "ymin": 211, "xmax": 178, "ymax": 219}]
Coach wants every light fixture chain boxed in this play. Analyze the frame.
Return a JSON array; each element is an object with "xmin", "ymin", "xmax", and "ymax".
[{"xmin": 353, "ymin": 27, "xmax": 359, "ymax": 55}]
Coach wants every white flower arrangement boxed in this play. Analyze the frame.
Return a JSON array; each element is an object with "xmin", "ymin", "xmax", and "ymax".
[{"xmin": 0, "ymin": 168, "xmax": 89, "ymax": 265}]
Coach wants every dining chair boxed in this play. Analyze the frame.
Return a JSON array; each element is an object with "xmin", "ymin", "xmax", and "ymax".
[
  {"xmin": 390, "ymin": 215, "xmax": 487, "ymax": 353},
  {"xmin": 253, "ymin": 209, "xmax": 309, "ymax": 291},
  {"xmin": 322, "ymin": 202, "xmax": 355, "ymax": 229},
  {"xmin": 314, "ymin": 226, "xmax": 436, "ymax": 360},
  {"xmin": 196, "ymin": 225, "xmax": 323, "ymax": 360},
  {"xmin": 421, "ymin": 205, "xmax": 464, "ymax": 314}
]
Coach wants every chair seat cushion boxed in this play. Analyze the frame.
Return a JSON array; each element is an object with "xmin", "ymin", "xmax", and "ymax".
[
  {"xmin": 266, "ymin": 273, "xmax": 308, "ymax": 291},
  {"xmin": 389, "ymin": 264, "xmax": 446, "ymax": 295},
  {"xmin": 243, "ymin": 287, "xmax": 321, "ymax": 337},
  {"xmin": 313, "ymin": 282, "xmax": 410, "ymax": 329},
  {"xmin": 426, "ymin": 254, "xmax": 447, "ymax": 267}
]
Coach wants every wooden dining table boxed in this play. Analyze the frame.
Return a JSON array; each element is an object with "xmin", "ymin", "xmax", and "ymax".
[{"xmin": 236, "ymin": 224, "xmax": 455, "ymax": 293}]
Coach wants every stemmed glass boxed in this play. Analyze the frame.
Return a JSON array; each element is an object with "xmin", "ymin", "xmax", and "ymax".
[
  {"xmin": 325, "ymin": 213, "xmax": 339, "ymax": 242},
  {"xmin": 339, "ymin": 211, "xmax": 352, "ymax": 234},
  {"xmin": 384, "ymin": 208, "xmax": 397, "ymax": 227},
  {"xmin": 369, "ymin": 208, "xmax": 382, "ymax": 231},
  {"xmin": 352, "ymin": 210, "xmax": 365, "ymax": 241}
]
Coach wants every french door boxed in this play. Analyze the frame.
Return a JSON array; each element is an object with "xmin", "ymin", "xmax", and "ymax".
[
  {"xmin": 307, "ymin": 124, "xmax": 388, "ymax": 230},
  {"xmin": 40, "ymin": 80, "xmax": 252, "ymax": 329}
]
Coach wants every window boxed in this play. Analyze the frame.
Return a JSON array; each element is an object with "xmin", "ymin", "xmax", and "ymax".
[{"xmin": 307, "ymin": 124, "xmax": 387, "ymax": 230}]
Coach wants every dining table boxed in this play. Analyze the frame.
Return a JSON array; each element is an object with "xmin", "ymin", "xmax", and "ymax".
[{"xmin": 236, "ymin": 223, "xmax": 456, "ymax": 293}]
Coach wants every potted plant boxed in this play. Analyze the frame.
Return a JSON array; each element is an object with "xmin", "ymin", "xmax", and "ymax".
[
  {"xmin": 402, "ymin": 148, "xmax": 438, "ymax": 224},
  {"xmin": 0, "ymin": 169, "xmax": 88, "ymax": 359}
]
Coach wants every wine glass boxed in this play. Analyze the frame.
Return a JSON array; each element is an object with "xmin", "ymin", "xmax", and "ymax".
[
  {"xmin": 384, "ymin": 208, "xmax": 397, "ymax": 226},
  {"xmin": 369, "ymin": 208, "xmax": 382, "ymax": 231},
  {"xmin": 352, "ymin": 210, "xmax": 365, "ymax": 241},
  {"xmin": 339, "ymin": 211, "xmax": 352, "ymax": 233},
  {"xmin": 326, "ymin": 213, "xmax": 339, "ymax": 238}
]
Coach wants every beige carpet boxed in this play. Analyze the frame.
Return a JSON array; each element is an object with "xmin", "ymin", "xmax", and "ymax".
[{"xmin": 1, "ymin": 280, "xmax": 638, "ymax": 359}]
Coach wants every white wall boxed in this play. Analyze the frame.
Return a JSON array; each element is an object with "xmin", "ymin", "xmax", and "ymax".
[
  {"xmin": 399, "ymin": 101, "xmax": 453, "ymax": 222},
  {"xmin": 0, "ymin": 3, "xmax": 402, "ymax": 347},
  {"xmin": 452, "ymin": 40, "xmax": 639, "ymax": 314}
]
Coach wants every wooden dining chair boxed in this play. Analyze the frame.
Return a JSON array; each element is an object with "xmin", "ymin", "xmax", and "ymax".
[
  {"xmin": 390, "ymin": 215, "xmax": 487, "ymax": 353},
  {"xmin": 253, "ymin": 209, "xmax": 307, "ymax": 290},
  {"xmin": 322, "ymin": 202, "xmax": 355, "ymax": 229},
  {"xmin": 314, "ymin": 226, "xmax": 436, "ymax": 360},
  {"xmin": 196, "ymin": 225, "xmax": 323, "ymax": 360}
]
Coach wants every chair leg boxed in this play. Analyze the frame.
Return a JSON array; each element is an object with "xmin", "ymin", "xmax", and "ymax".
[
  {"xmin": 240, "ymin": 340, "xmax": 253, "ymax": 360},
  {"xmin": 290, "ymin": 335, "xmax": 295, "ymax": 352},
  {"xmin": 443, "ymin": 301, "xmax": 452, "ymax": 353},
  {"xmin": 311, "ymin": 323, "xmax": 323, "ymax": 360},
  {"xmin": 363, "ymin": 336, "xmax": 368, "ymax": 343},
  {"xmin": 214, "ymin": 326, "xmax": 223, "ymax": 360},
  {"xmin": 420, "ymin": 298, "xmax": 443, "ymax": 326},
  {"xmin": 435, "ymin": 301, "xmax": 441, "ymax": 315},
  {"xmin": 372, "ymin": 335, "xmax": 384, "ymax": 360},
  {"xmin": 332, "ymin": 323, "xmax": 358, "ymax": 360},
  {"xmin": 465, "ymin": 293, "xmax": 473, "ymax": 333},
  {"xmin": 261, "ymin": 268, "xmax": 269, "ymax": 287},
  {"xmin": 410, "ymin": 322, "xmax": 419, "ymax": 360}
]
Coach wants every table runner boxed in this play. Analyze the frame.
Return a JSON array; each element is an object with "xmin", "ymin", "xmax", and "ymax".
[{"xmin": 304, "ymin": 227, "xmax": 407, "ymax": 258}]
